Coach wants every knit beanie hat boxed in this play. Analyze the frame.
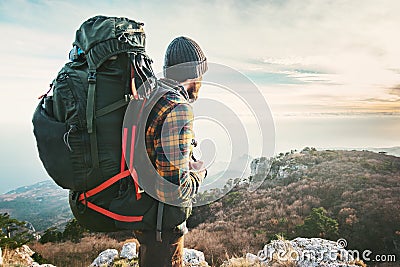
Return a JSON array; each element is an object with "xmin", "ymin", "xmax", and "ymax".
[{"xmin": 164, "ymin": 36, "xmax": 208, "ymax": 82}]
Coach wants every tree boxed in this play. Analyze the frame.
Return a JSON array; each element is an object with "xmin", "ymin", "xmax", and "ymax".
[
  {"xmin": 0, "ymin": 213, "xmax": 33, "ymax": 249},
  {"xmin": 62, "ymin": 218, "xmax": 87, "ymax": 243},
  {"xmin": 295, "ymin": 207, "xmax": 338, "ymax": 240},
  {"xmin": 39, "ymin": 227, "xmax": 63, "ymax": 244}
]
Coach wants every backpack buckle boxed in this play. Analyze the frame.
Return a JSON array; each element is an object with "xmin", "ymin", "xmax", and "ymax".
[
  {"xmin": 88, "ymin": 72, "xmax": 97, "ymax": 83},
  {"xmin": 156, "ymin": 230, "xmax": 162, "ymax": 242}
]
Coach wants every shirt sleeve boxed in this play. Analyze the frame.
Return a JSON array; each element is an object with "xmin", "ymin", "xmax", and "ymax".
[{"xmin": 154, "ymin": 102, "xmax": 203, "ymax": 202}]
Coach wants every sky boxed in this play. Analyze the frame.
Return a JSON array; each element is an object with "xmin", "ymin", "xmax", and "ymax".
[{"xmin": 0, "ymin": 0, "xmax": 399, "ymax": 193}]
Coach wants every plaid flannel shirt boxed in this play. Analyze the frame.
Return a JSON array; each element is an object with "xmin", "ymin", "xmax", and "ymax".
[{"xmin": 145, "ymin": 84, "xmax": 203, "ymax": 203}]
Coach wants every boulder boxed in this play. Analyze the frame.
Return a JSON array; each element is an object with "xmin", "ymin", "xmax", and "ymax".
[
  {"xmin": 1, "ymin": 245, "xmax": 55, "ymax": 267},
  {"xmin": 91, "ymin": 244, "xmax": 211, "ymax": 266},
  {"xmin": 247, "ymin": 237, "xmax": 365, "ymax": 267},
  {"xmin": 30, "ymin": 263, "xmax": 57, "ymax": 267},
  {"xmin": 90, "ymin": 249, "xmax": 119, "ymax": 267},
  {"xmin": 13, "ymin": 245, "xmax": 35, "ymax": 266},
  {"xmin": 245, "ymin": 252, "xmax": 259, "ymax": 264},
  {"xmin": 183, "ymin": 248, "xmax": 209, "ymax": 266},
  {"xmin": 120, "ymin": 242, "xmax": 138, "ymax": 260}
]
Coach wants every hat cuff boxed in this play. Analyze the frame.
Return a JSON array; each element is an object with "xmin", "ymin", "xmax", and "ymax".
[{"xmin": 164, "ymin": 59, "xmax": 208, "ymax": 82}]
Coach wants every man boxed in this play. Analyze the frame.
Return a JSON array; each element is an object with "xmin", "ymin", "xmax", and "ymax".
[{"xmin": 134, "ymin": 36, "xmax": 208, "ymax": 267}]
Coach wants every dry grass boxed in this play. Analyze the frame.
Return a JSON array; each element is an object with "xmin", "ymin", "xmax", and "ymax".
[
  {"xmin": 1, "ymin": 245, "xmax": 38, "ymax": 266},
  {"xmin": 185, "ymin": 221, "xmax": 263, "ymax": 266},
  {"xmin": 220, "ymin": 257, "xmax": 262, "ymax": 267},
  {"xmin": 29, "ymin": 234, "xmax": 138, "ymax": 267},
  {"xmin": 220, "ymin": 257, "xmax": 296, "ymax": 267},
  {"xmin": 1, "ymin": 247, "xmax": 26, "ymax": 266}
]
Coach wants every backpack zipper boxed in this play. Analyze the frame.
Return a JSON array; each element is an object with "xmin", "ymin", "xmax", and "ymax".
[
  {"xmin": 63, "ymin": 69, "xmax": 91, "ymax": 171},
  {"xmin": 63, "ymin": 125, "xmax": 78, "ymax": 152}
]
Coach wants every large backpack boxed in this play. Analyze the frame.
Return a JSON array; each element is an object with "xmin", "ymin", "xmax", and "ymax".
[{"xmin": 32, "ymin": 16, "xmax": 191, "ymax": 239}]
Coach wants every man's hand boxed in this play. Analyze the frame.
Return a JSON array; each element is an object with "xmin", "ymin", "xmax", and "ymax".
[{"xmin": 189, "ymin": 160, "xmax": 207, "ymax": 179}]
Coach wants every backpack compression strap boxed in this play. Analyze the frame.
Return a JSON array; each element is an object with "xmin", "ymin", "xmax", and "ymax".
[
  {"xmin": 78, "ymin": 89, "xmax": 148, "ymax": 222},
  {"xmin": 81, "ymin": 54, "xmax": 167, "ymax": 239},
  {"xmin": 86, "ymin": 68, "xmax": 99, "ymax": 168},
  {"xmin": 78, "ymin": 170, "xmax": 143, "ymax": 222},
  {"xmin": 77, "ymin": 124, "xmax": 144, "ymax": 222}
]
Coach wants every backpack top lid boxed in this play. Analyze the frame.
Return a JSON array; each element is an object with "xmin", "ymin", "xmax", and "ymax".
[{"xmin": 73, "ymin": 16, "xmax": 146, "ymax": 69}]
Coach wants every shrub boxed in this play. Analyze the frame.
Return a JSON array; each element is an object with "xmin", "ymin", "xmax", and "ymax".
[
  {"xmin": 62, "ymin": 218, "xmax": 87, "ymax": 243},
  {"xmin": 294, "ymin": 207, "xmax": 338, "ymax": 240},
  {"xmin": 0, "ymin": 213, "xmax": 34, "ymax": 249},
  {"xmin": 39, "ymin": 227, "xmax": 62, "ymax": 244}
]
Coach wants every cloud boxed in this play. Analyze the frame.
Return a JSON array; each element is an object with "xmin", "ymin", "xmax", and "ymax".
[
  {"xmin": 389, "ymin": 84, "xmax": 400, "ymax": 97},
  {"xmin": 2, "ymin": 0, "xmax": 400, "ymax": 118},
  {"xmin": 2, "ymin": 1, "xmax": 400, "ymax": 73},
  {"xmin": 1, "ymin": 0, "xmax": 400, "ymax": 192},
  {"xmin": 362, "ymin": 97, "xmax": 400, "ymax": 103}
]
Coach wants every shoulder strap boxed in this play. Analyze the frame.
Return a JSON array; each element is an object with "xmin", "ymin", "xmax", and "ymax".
[
  {"xmin": 156, "ymin": 78, "xmax": 190, "ymax": 102},
  {"xmin": 86, "ymin": 68, "xmax": 99, "ymax": 168},
  {"xmin": 156, "ymin": 202, "xmax": 164, "ymax": 242},
  {"xmin": 146, "ymin": 81, "xmax": 187, "ymax": 242}
]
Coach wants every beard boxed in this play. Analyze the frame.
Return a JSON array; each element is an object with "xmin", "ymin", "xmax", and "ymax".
[{"xmin": 187, "ymin": 81, "xmax": 200, "ymax": 102}]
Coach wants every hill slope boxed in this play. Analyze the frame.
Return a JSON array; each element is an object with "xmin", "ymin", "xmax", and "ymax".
[
  {"xmin": 1, "ymin": 149, "xmax": 399, "ymax": 266},
  {"xmin": 0, "ymin": 180, "xmax": 71, "ymax": 231},
  {"xmin": 186, "ymin": 149, "xmax": 400, "ymax": 265}
]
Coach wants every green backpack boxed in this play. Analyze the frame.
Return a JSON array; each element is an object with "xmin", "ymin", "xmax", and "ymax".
[{"xmin": 32, "ymin": 16, "xmax": 191, "ymax": 240}]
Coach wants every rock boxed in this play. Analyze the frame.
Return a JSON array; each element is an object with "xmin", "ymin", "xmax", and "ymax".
[
  {"xmin": 0, "ymin": 245, "xmax": 55, "ymax": 267},
  {"xmin": 90, "ymin": 244, "xmax": 210, "ymax": 267},
  {"xmin": 183, "ymin": 248, "xmax": 209, "ymax": 266},
  {"xmin": 3, "ymin": 245, "xmax": 54, "ymax": 267},
  {"xmin": 12, "ymin": 245, "xmax": 36, "ymax": 266},
  {"xmin": 245, "ymin": 252, "xmax": 258, "ymax": 264},
  {"xmin": 254, "ymin": 237, "xmax": 364, "ymax": 267},
  {"xmin": 30, "ymin": 263, "xmax": 57, "ymax": 267},
  {"xmin": 90, "ymin": 249, "xmax": 119, "ymax": 267},
  {"xmin": 18, "ymin": 245, "xmax": 35, "ymax": 257},
  {"xmin": 120, "ymin": 242, "xmax": 138, "ymax": 260},
  {"xmin": 221, "ymin": 257, "xmax": 250, "ymax": 267}
]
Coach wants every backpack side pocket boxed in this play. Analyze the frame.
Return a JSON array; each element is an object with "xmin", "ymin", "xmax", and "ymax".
[{"xmin": 32, "ymin": 99, "xmax": 76, "ymax": 189}]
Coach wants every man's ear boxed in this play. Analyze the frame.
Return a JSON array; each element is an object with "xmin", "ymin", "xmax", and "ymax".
[
  {"xmin": 184, "ymin": 79, "xmax": 198, "ymax": 90},
  {"xmin": 195, "ymin": 77, "xmax": 203, "ymax": 89},
  {"xmin": 190, "ymin": 79, "xmax": 198, "ymax": 88}
]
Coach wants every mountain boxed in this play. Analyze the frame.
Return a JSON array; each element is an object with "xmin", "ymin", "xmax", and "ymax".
[
  {"xmin": 186, "ymin": 149, "xmax": 400, "ymax": 265},
  {"xmin": 0, "ymin": 180, "xmax": 71, "ymax": 231},
  {"xmin": 363, "ymin": 146, "xmax": 400, "ymax": 157},
  {"xmin": 200, "ymin": 154, "xmax": 252, "ymax": 192},
  {"xmin": 1, "ymin": 149, "xmax": 398, "ymax": 265},
  {"xmin": 0, "ymin": 147, "xmax": 400, "ymax": 239},
  {"xmin": 318, "ymin": 146, "xmax": 400, "ymax": 157}
]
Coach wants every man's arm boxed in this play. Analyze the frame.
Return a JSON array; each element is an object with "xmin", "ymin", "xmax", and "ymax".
[{"xmin": 154, "ymin": 102, "xmax": 205, "ymax": 202}]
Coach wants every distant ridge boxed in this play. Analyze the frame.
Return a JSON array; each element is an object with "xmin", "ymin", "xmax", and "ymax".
[
  {"xmin": 4, "ymin": 180, "xmax": 54, "ymax": 195},
  {"xmin": 0, "ymin": 180, "xmax": 71, "ymax": 231},
  {"xmin": 317, "ymin": 146, "xmax": 400, "ymax": 157},
  {"xmin": 188, "ymin": 149, "xmax": 400, "ymax": 264},
  {"xmin": 0, "ymin": 147, "xmax": 398, "ymax": 233}
]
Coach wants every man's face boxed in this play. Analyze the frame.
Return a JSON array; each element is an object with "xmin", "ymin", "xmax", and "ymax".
[{"xmin": 186, "ymin": 77, "xmax": 202, "ymax": 102}]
